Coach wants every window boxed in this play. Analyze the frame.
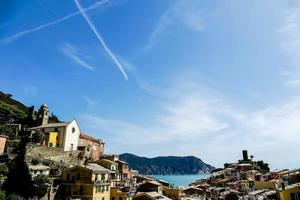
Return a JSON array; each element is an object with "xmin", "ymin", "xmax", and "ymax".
[
  {"xmin": 72, "ymin": 127, "xmax": 75, "ymax": 133},
  {"xmin": 80, "ymin": 186, "xmax": 83, "ymax": 195},
  {"xmin": 67, "ymin": 174, "xmax": 70, "ymax": 180},
  {"xmin": 96, "ymin": 186, "xmax": 101, "ymax": 193},
  {"xmin": 291, "ymin": 193, "xmax": 300, "ymax": 200},
  {"xmin": 77, "ymin": 173, "xmax": 80, "ymax": 180},
  {"xmin": 119, "ymin": 197, "xmax": 122, "ymax": 200},
  {"xmin": 102, "ymin": 197, "xmax": 105, "ymax": 200}
]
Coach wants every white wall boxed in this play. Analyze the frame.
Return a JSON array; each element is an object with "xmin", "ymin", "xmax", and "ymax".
[{"xmin": 63, "ymin": 120, "xmax": 80, "ymax": 151}]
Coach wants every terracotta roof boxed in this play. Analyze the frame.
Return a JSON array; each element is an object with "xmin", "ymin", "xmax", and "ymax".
[{"xmin": 80, "ymin": 133, "xmax": 102, "ymax": 144}]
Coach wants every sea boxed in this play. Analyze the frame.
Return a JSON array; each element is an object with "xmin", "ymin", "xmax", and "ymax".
[{"xmin": 150, "ymin": 174, "xmax": 210, "ymax": 187}]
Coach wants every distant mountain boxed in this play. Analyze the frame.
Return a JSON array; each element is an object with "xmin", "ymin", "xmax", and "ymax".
[{"xmin": 119, "ymin": 153, "xmax": 214, "ymax": 175}]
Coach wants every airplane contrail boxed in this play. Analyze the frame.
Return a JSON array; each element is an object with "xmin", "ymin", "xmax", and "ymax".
[
  {"xmin": 74, "ymin": 0, "xmax": 128, "ymax": 80},
  {"xmin": 0, "ymin": 0, "xmax": 110, "ymax": 44}
]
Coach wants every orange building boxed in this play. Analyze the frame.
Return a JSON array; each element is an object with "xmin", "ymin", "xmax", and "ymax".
[
  {"xmin": 0, "ymin": 135, "xmax": 8, "ymax": 155},
  {"xmin": 78, "ymin": 133, "xmax": 104, "ymax": 161}
]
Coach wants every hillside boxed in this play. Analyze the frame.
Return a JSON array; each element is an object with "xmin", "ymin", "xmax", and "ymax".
[
  {"xmin": 119, "ymin": 153, "xmax": 214, "ymax": 175},
  {"xmin": 0, "ymin": 91, "xmax": 60, "ymax": 128},
  {"xmin": 0, "ymin": 91, "xmax": 28, "ymax": 123}
]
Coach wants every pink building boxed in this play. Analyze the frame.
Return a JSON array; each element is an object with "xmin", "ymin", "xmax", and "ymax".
[
  {"xmin": 78, "ymin": 133, "xmax": 104, "ymax": 161},
  {"xmin": 0, "ymin": 135, "xmax": 8, "ymax": 155}
]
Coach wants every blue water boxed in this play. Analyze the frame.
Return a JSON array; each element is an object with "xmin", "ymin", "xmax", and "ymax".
[{"xmin": 150, "ymin": 174, "xmax": 210, "ymax": 187}]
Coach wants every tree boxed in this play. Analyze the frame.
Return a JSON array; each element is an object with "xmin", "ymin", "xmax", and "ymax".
[
  {"xmin": 225, "ymin": 193, "xmax": 239, "ymax": 200},
  {"xmin": 6, "ymin": 194, "xmax": 24, "ymax": 200},
  {"xmin": 0, "ymin": 190, "xmax": 6, "ymax": 200},
  {"xmin": 33, "ymin": 174, "xmax": 51, "ymax": 199},
  {"xmin": 2, "ymin": 132, "xmax": 34, "ymax": 198},
  {"xmin": 0, "ymin": 164, "xmax": 8, "ymax": 176}
]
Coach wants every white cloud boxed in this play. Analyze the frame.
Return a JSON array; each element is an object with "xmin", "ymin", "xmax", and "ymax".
[
  {"xmin": 144, "ymin": 0, "xmax": 205, "ymax": 51},
  {"xmin": 279, "ymin": 0, "xmax": 300, "ymax": 86},
  {"xmin": 78, "ymin": 71, "xmax": 300, "ymax": 168},
  {"xmin": 60, "ymin": 43, "xmax": 94, "ymax": 71},
  {"xmin": 82, "ymin": 96, "xmax": 99, "ymax": 111}
]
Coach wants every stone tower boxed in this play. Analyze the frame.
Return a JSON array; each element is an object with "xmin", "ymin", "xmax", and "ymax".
[{"xmin": 38, "ymin": 104, "xmax": 49, "ymax": 125}]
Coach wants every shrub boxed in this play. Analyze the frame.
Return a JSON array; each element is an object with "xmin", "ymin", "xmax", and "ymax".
[
  {"xmin": 0, "ymin": 190, "xmax": 6, "ymax": 200},
  {"xmin": 6, "ymin": 194, "xmax": 24, "ymax": 200}
]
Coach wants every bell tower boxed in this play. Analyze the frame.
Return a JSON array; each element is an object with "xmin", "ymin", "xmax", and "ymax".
[{"xmin": 38, "ymin": 104, "xmax": 49, "ymax": 125}]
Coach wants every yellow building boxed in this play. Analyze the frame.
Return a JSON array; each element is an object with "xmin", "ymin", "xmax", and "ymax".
[
  {"xmin": 240, "ymin": 180, "xmax": 251, "ymax": 192},
  {"xmin": 60, "ymin": 163, "xmax": 112, "ymax": 200},
  {"xmin": 110, "ymin": 187, "xmax": 132, "ymax": 200},
  {"xmin": 254, "ymin": 180, "xmax": 278, "ymax": 190},
  {"xmin": 162, "ymin": 186, "xmax": 180, "ymax": 200},
  {"xmin": 95, "ymin": 159, "xmax": 121, "ymax": 187},
  {"xmin": 44, "ymin": 132, "xmax": 59, "ymax": 147},
  {"xmin": 279, "ymin": 183, "xmax": 300, "ymax": 200}
]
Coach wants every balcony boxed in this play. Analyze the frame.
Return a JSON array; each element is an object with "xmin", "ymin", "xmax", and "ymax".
[{"xmin": 94, "ymin": 179, "xmax": 110, "ymax": 185}]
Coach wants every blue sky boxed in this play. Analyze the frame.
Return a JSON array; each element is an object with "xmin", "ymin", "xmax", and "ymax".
[{"xmin": 1, "ymin": 0, "xmax": 300, "ymax": 169}]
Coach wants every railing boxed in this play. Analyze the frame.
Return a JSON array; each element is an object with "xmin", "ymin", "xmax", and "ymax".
[{"xmin": 95, "ymin": 179, "xmax": 110, "ymax": 185}]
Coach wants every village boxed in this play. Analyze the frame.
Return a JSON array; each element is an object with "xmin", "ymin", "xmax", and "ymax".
[{"xmin": 0, "ymin": 104, "xmax": 299, "ymax": 200}]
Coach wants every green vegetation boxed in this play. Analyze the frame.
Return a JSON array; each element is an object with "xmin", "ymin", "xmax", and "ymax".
[
  {"xmin": 0, "ymin": 91, "xmax": 60, "ymax": 136},
  {"xmin": 0, "ymin": 92, "xmax": 28, "ymax": 122},
  {"xmin": 33, "ymin": 174, "xmax": 51, "ymax": 199},
  {"xmin": 2, "ymin": 135, "xmax": 34, "ymax": 198},
  {"xmin": 6, "ymin": 194, "xmax": 25, "ymax": 200},
  {"xmin": 0, "ymin": 190, "xmax": 5, "ymax": 200}
]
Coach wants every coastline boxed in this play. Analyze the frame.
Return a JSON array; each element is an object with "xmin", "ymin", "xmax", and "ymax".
[{"xmin": 149, "ymin": 174, "xmax": 211, "ymax": 187}]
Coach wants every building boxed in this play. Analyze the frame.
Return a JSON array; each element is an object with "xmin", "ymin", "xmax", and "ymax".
[
  {"xmin": 37, "ymin": 104, "xmax": 49, "ymax": 126},
  {"xmin": 110, "ymin": 187, "xmax": 133, "ymax": 200},
  {"xmin": 162, "ymin": 186, "xmax": 180, "ymax": 200},
  {"xmin": 28, "ymin": 164, "xmax": 51, "ymax": 177},
  {"xmin": 79, "ymin": 133, "xmax": 104, "ymax": 161},
  {"xmin": 182, "ymin": 187, "xmax": 203, "ymax": 197},
  {"xmin": 138, "ymin": 181, "xmax": 162, "ymax": 193},
  {"xmin": 103, "ymin": 155, "xmax": 132, "ymax": 187},
  {"xmin": 133, "ymin": 192, "xmax": 171, "ymax": 200},
  {"xmin": 254, "ymin": 180, "xmax": 278, "ymax": 190},
  {"xmin": 0, "ymin": 135, "xmax": 8, "ymax": 155},
  {"xmin": 95, "ymin": 159, "xmax": 121, "ymax": 187},
  {"xmin": 59, "ymin": 163, "xmax": 111, "ymax": 200},
  {"xmin": 28, "ymin": 119, "xmax": 81, "ymax": 151},
  {"xmin": 280, "ymin": 183, "xmax": 300, "ymax": 200},
  {"xmin": 116, "ymin": 160, "xmax": 131, "ymax": 183}
]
